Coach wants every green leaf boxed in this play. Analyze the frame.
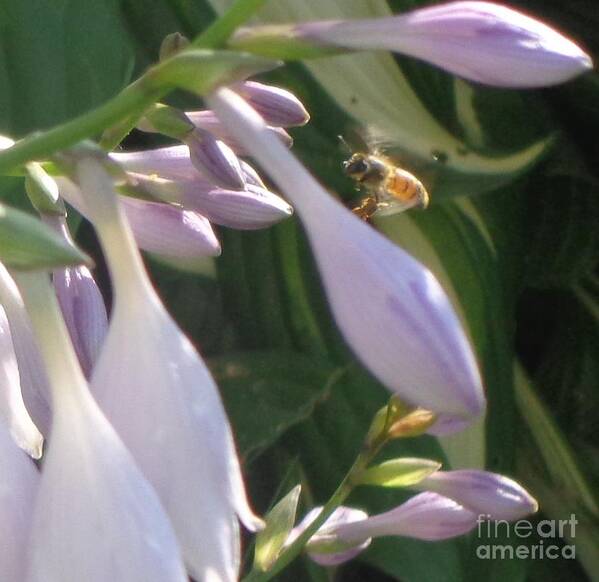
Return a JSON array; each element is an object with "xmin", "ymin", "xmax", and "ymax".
[
  {"xmin": 356, "ymin": 458, "xmax": 441, "ymax": 488},
  {"xmin": 209, "ymin": 350, "xmax": 345, "ymax": 461},
  {"xmin": 254, "ymin": 485, "xmax": 302, "ymax": 572},
  {"xmin": 0, "ymin": 203, "xmax": 89, "ymax": 270}
]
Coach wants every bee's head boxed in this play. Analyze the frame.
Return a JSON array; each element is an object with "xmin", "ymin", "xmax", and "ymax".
[{"xmin": 343, "ymin": 153, "xmax": 370, "ymax": 181}]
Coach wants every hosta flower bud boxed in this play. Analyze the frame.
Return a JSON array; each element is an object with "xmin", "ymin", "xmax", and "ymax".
[
  {"xmin": 232, "ymin": 1, "xmax": 592, "ymax": 88},
  {"xmin": 208, "ymin": 88, "xmax": 485, "ymax": 432},
  {"xmin": 289, "ymin": 506, "xmax": 371, "ymax": 566},
  {"xmin": 57, "ymin": 177, "xmax": 221, "ymax": 259},
  {"xmin": 43, "ymin": 215, "xmax": 108, "ymax": 377},
  {"xmin": 235, "ymin": 81, "xmax": 310, "ymax": 127},
  {"xmin": 184, "ymin": 128, "xmax": 246, "ymax": 190},
  {"xmin": 417, "ymin": 469, "xmax": 539, "ymax": 520}
]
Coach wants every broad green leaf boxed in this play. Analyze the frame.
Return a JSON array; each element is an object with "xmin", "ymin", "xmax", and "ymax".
[
  {"xmin": 254, "ymin": 485, "xmax": 302, "ymax": 572},
  {"xmin": 209, "ymin": 350, "xmax": 345, "ymax": 461},
  {"xmin": 0, "ymin": 203, "xmax": 89, "ymax": 270}
]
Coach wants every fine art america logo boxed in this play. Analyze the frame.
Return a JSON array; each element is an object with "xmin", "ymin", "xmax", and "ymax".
[{"xmin": 475, "ymin": 514, "xmax": 577, "ymax": 560}]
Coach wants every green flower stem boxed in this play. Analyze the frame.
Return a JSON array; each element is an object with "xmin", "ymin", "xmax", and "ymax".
[
  {"xmin": 242, "ymin": 430, "xmax": 390, "ymax": 582},
  {"xmin": 0, "ymin": 78, "xmax": 165, "ymax": 176},
  {"xmin": 192, "ymin": 0, "xmax": 269, "ymax": 48}
]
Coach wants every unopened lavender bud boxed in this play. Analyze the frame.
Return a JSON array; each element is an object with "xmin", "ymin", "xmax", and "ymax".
[
  {"xmin": 208, "ymin": 88, "xmax": 485, "ymax": 431},
  {"xmin": 119, "ymin": 197, "xmax": 222, "ymax": 258},
  {"xmin": 178, "ymin": 183, "xmax": 293, "ymax": 230},
  {"xmin": 57, "ymin": 177, "xmax": 221, "ymax": 259},
  {"xmin": 232, "ymin": 1, "xmax": 592, "ymax": 88},
  {"xmin": 288, "ymin": 507, "xmax": 371, "ymax": 567},
  {"xmin": 185, "ymin": 110, "xmax": 294, "ymax": 152},
  {"xmin": 335, "ymin": 492, "xmax": 478, "ymax": 543},
  {"xmin": 43, "ymin": 215, "xmax": 108, "ymax": 378},
  {"xmin": 185, "ymin": 128, "xmax": 246, "ymax": 190},
  {"xmin": 418, "ymin": 470, "xmax": 539, "ymax": 521},
  {"xmin": 235, "ymin": 81, "xmax": 310, "ymax": 127}
]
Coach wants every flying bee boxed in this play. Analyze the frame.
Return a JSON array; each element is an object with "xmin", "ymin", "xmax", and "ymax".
[{"xmin": 343, "ymin": 151, "xmax": 430, "ymax": 221}]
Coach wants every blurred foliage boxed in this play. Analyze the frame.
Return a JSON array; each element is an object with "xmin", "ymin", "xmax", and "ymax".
[{"xmin": 0, "ymin": 0, "xmax": 597, "ymax": 581}]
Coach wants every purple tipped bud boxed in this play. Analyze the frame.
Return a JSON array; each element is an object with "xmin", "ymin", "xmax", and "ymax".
[
  {"xmin": 184, "ymin": 129, "xmax": 246, "ymax": 190},
  {"xmin": 288, "ymin": 507, "xmax": 371, "ymax": 566},
  {"xmin": 208, "ymin": 88, "xmax": 486, "ymax": 431},
  {"xmin": 335, "ymin": 492, "xmax": 479, "ymax": 543},
  {"xmin": 235, "ymin": 81, "xmax": 310, "ymax": 127},
  {"xmin": 296, "ymin": 1, "xmax": 592, "ymax": 88},
  {"xmin": 112, "ymin": 146, "xmax": 268, "ymax": 188},
  {"xmin": 178, "ymin": 183, "xmax": 293, "ymax": 230},
  {"xmin": 42, "ymin": 215, "xmax": 108, "ymax": 378},
  {"xmin": 419, "ymin": 470, "xmax": 539, "ymax": 521},
  {"xmin": 57, "ymin": 177, "xmax": 221, "ymax": 259},
  {"xmin": 119, "ymin": 197, "xmax": 222, "ymax": 258},
  {"xmin": 185, "ymin": 111, "xmax": 294, "ymax": 153}
]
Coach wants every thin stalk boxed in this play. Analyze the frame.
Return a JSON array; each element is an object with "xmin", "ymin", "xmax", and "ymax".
[
  {"xmin": 0, "ymin": 78, "xmax": 164, "ymax": 176},
  {"xmin": 192, "ymin": 0, "xmax": 268, "ymax": 48},
  {"xmin": 242, "ymin": 431, "xmax": 389, "ymax": 582}
]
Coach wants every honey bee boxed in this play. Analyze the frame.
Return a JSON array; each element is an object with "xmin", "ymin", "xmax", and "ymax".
[
  {"xmin": 343, "ymin": 151, "xmax": 430, "ymax": 221},
  {"xmin": 339, "ymin": 128, "xmax": 429, "ymax": 221}
]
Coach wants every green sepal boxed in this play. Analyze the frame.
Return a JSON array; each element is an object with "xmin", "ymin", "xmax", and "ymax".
[
  {"xmin": 0, "ymin": 203, "xmax": 89, "ymax": 270},
  {"xmin": 148, "ymin": 49, "xmax": 281, "ymax": 94},
  {"xmin": 229, "ymin": 25, "xmax": 342, "ymax": 60},
  {"xmin": 137, "ymin": 103, "xmax": 194, "ymax": 139},
  {"xmin": 24, "ymin": 162, "xmax": 65, "ymax": 215},
  {"xmin": 354, "ymin": 458, "xmax": 441, "ymax": 488},
  {"xmin": 254, "ymin": 484, "xmax": 302, "ymax": 572}
]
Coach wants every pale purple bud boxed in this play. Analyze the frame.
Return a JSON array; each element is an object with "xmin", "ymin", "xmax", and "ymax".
[
  {"xmin": 235, "ymin": 81, "xmax": 310, "ymax": 127},
  {"xmin": 288, "ymin": 506, "xmax": 371, "ymax": 566},
  {"xmin": 184, "ymin": 128, "xmax": 246, "ymax": 190},
  {"xmin": 186, "ymin": 110, "xmax": 294, "ymax": 152},
  {"xmin": 57, "ymin": 177, "xmax": 221, "ymax": 259},
  {"xmin": 112, "ymin": 146, "xmax": 269, "ymax": 187},
  {"xmin": 119, "ymin": 197, "xmax": 222, "ymax": 258},
  {"xmin": 0, "ymin": 264, "xmax": 51, "ymax": 436},
  {"xmin": 0, "ymin": 420, "xmax": 40, "ymax": 581},
  {"xmin": 335, "ymin": 492, "xmax": 479, "ymax": 543},
  {"xmin": 42, "ymin": 215, "xmax": 108, "ymax": 378},
  {"xmin": 77, "ymin": 159, "xmax": 263, "ymax": 581},
  {"xmin": 295, "ymin": 1, "xmax": 592, "ymax": 88},
  {"xmin": 176, "ymin": 182, "xmax": 293, "ymax": 230},
  {"xmin": 418, "ymin": 470, "xmax": 539, "ymax": 521},
  {"xmin": 208, "ymin": 88, "xmax": 486, "ymax": 431},
  {"xmin": 0, "ymin": 305, "xmax": 43, "ymax": 457}
]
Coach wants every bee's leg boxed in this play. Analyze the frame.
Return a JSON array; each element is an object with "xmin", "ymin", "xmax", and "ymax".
[{"xmin": 352, "ymin": 196, "xmax": 378, "ymax": 221}]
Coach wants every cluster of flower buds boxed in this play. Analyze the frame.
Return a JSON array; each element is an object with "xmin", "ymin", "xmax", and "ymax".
[
  {"xmin": 57, "ymin": 79, "xmax": 308, "ymax": 267},
  {"xmin": 291, "ymin": 466, "xmax": 539, "ymax": 567}
]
